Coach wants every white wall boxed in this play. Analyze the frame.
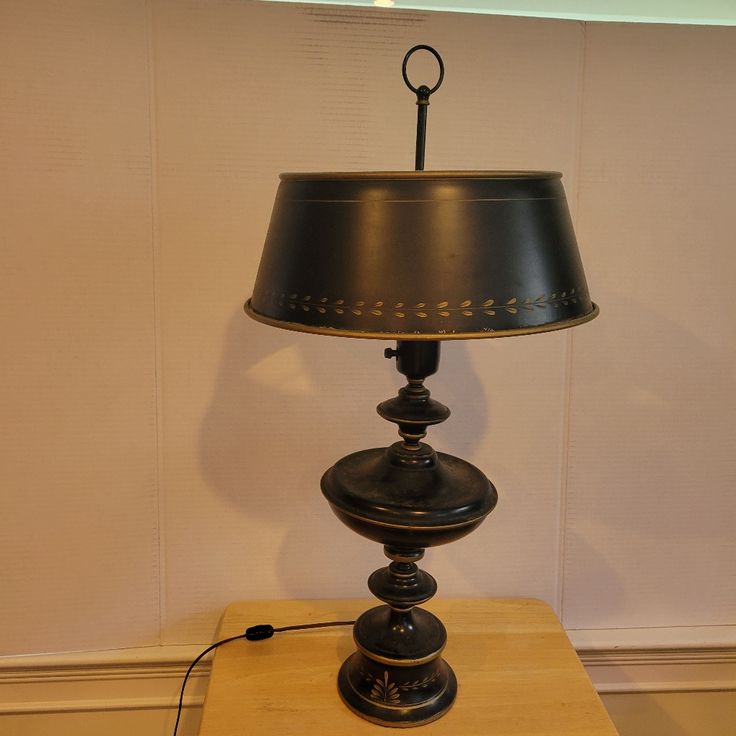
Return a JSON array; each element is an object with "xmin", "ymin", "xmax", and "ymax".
[{"xmin": 1, "ymin": 0, "xmax": 734, "ymax": 663}]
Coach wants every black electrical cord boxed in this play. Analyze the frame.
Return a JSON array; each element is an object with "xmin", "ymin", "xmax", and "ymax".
[{"xmin": 172, "ymin": 619, "xmax": 355, "ymax": 736}]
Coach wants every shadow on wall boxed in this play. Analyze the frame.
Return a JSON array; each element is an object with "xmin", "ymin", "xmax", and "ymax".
[{"xmin": 198, "ymin": 308, "xmax": 489, "ymax": 599}]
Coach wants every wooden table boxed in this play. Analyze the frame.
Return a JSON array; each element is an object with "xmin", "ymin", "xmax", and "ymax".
[{"xmin": 197, "ymin": 598, "xmax": 619, "ymax": 735}]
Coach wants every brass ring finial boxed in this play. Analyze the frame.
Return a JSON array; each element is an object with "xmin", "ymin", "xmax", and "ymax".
[{"xmin": 402, "ymin": 45, "xmax": 444, "ymax": 96}]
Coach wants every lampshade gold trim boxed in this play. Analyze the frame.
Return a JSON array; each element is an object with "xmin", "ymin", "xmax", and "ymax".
[
  {"xmin": 245, "ymin": 300, "xmax": 599, "ymax": 340},
  {"xmin": 279, "ymin": 170, "xmax": 562, "ymax": 181},
  {"xmin": 284, "ymin": 197, "xmax": 562, "ymax": 203}
]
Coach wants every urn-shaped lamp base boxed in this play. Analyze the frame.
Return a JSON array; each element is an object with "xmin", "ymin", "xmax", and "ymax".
[{"xmin": 337, "ymin": 605, "xmax": 458, "ymax": 728}]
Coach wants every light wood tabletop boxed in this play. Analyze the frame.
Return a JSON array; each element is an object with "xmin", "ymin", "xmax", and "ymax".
[{"xmin": 197, "ymin": 598, "xmax": 619, "ymax": 735}]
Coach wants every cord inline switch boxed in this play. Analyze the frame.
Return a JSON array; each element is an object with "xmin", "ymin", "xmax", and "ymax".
[{"xmin": 245, "ymin": 624, "xmax": 275, "ymax": 641}]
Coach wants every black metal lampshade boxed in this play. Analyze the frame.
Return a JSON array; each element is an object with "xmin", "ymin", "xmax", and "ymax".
[{"xmin": 246, "ymin": 171, "xmax": 598, "ymax": 339}]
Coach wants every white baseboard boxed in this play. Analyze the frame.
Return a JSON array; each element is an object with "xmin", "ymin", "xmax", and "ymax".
[
  {"xmin": 569, "ymin": 624, "xmax": 736, "ymax": 694},
  {"xmin": 580, "ymin": 646, "xmax": 736, "ymax": 694},
  {"xmin": 1, "ymin": 634, "xmax": 734, "ymax": 715},
  {"xmin": 0, "ymin": 696, "xmax": 204, "ymax": 716},
  {"xmin": 0, "ymin": 645, "xmax": 209, "ymax": 716}
]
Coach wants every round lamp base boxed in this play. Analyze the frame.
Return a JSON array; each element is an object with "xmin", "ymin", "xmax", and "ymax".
[{"xmin": 337, "ymin": 650, "xmax": 457, "ymax": 728}]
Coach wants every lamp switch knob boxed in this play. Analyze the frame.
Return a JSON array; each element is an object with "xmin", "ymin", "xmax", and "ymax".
[{"xmin": 384, "ymin": 347, "xmax": 400, "ymax": 359}]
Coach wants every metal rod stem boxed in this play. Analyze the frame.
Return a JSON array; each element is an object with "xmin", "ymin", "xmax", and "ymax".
[{"xmin": 415, "ymin": 89, "xmax": 429, "ymax": 171}]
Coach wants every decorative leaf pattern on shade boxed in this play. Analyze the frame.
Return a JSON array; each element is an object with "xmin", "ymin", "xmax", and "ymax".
[{"xmin": 278, "ymin": 289, "xmax": 577, "ymax": 318}]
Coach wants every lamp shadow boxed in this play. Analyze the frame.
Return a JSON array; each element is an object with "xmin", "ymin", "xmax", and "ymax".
[
  {"xmin": 199, "ymin": 310, "xmax": 489, "ymax": 600},
  {"xmin": 200, "ymin": 280, "xmax": 733, "ymax": 624}
]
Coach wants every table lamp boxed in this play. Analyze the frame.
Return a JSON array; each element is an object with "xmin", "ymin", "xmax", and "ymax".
[{"xmin": 245, "ymin": 46, "xmax": 598, "ymax": 727}]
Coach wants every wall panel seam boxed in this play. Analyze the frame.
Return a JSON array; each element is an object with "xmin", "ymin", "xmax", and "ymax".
[
  {"xmin": 557, "ymin": 18, "xmax": 589, "ymax": 620},
  {"xmin": 144, "ymin": 0, "xmax": 165, "ymax": 646}
]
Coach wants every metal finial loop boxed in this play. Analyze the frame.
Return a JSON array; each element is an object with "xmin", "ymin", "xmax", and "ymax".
[{"xmin": 402, "ymin": 45, "xmax": 444, "ymax": 96}]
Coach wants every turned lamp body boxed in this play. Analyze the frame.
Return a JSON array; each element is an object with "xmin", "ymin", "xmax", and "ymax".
[
  {"xmin": 245, "ymin": 171, "xmax": 597, "ymax": 726},
  {"xmin": 321, "ymin": 338, "xmax": 496, "ymax": 726}
]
